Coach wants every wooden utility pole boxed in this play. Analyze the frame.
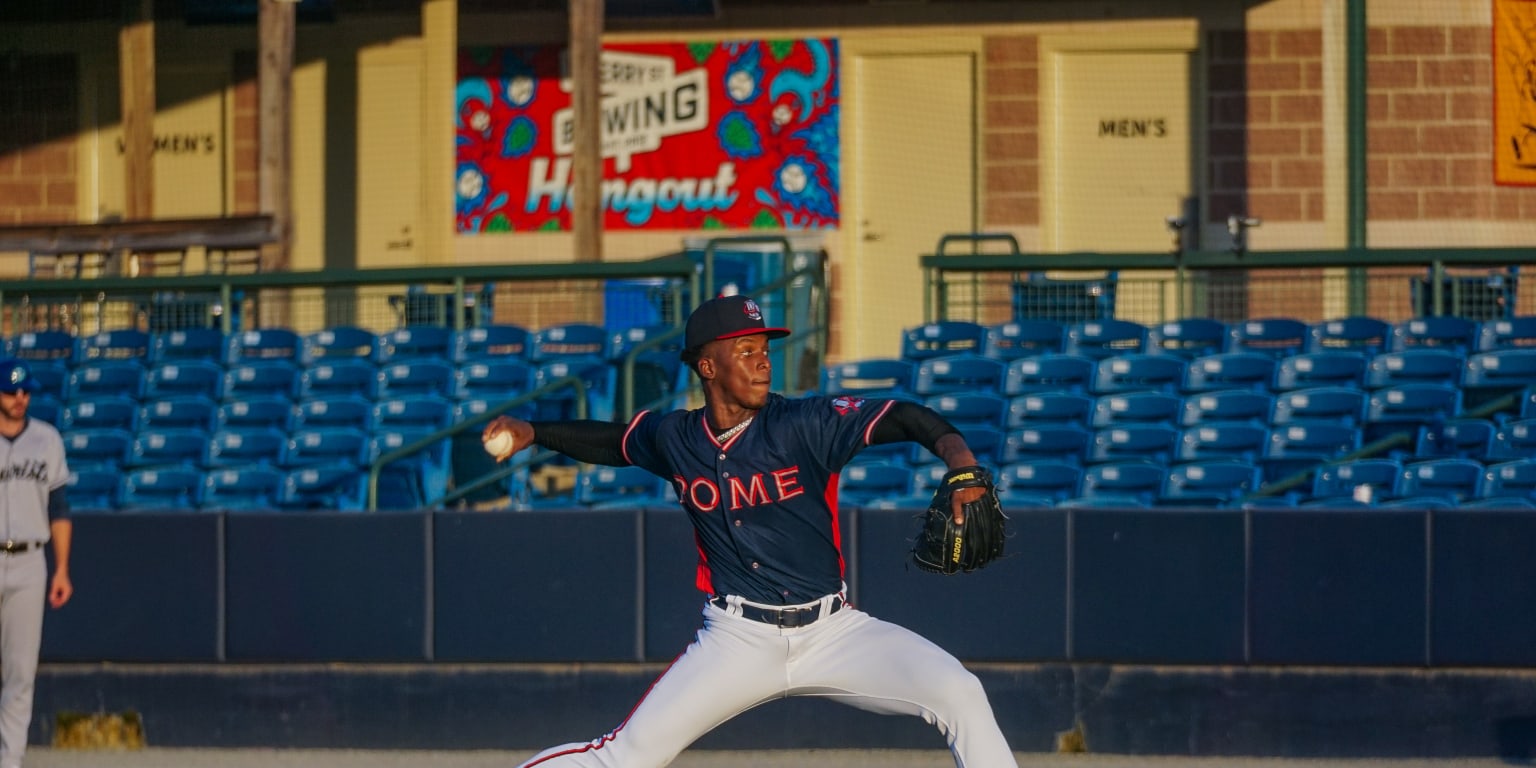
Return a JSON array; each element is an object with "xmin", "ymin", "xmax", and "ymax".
[
  {"xmin": 569, "ymin": 0, "xmax": 604, "ymax": 262},
  {"xmin": 120, "ymin": 0, "xmax": 156, "ymax": 224},
  {"xmin": 258, "ymin": 0, "xmax": 295, "ymax": 271}
]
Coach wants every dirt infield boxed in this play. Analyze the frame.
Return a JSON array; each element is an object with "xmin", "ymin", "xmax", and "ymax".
[{"xmin": 21, "ymin": 749, "xmax": 1516, "ymax": 768}]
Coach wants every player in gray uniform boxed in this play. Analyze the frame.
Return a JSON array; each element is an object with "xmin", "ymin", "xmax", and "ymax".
[
  {"xmin": 485, "ymin": 296, "xmax": 1016, "ymax": 767},
  {"xmin": 0, "ymin": 359, "xmax": 73, "ymax": 768}
]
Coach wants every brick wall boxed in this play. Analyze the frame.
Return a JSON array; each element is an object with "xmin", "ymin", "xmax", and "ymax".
[
  {"xmin": 0, "ymin": 53, "xmax": 78, "ymax": 224},
  {"xmin": 232, "ymin": 51, "xmax": 260, "ymax": 215},
  {"xmin": 981, "ymin": 35, "xmax": 1040, "ymax": 229}
]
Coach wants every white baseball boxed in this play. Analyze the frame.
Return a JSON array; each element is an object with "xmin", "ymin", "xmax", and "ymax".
[{"xmin": 483, "ymin": 430, "xmax": 515, "ymax": 458}]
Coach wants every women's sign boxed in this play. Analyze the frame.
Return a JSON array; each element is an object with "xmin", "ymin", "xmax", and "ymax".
[{"xmin": 456, "ymin": 39, "xmax": 840, "ymax": 232}]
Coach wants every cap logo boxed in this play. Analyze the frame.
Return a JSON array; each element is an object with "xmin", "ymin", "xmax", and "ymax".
[
  {"xmin": 7, "ymin": 367, "xmax": 24, "ymax": 387},
  {"xmin": 742, "ymin": 299, "xmax": 763, "ymax": 321}
]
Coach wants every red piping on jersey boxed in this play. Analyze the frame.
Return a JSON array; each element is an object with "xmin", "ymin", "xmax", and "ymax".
[
  {"xmin": 863, "ymin": 399, "xmax": 898, "ymax": 445},
  {"xmin": 619, "ymin": 410, "xmax": 650, "ymax": 466},
  {"xmin": 825, "ymin": 476, "xmax": 847, "ymax": 580},
  {"xmin": 518, "ymin": 650, "xmax": 688, "ymax": 766}
]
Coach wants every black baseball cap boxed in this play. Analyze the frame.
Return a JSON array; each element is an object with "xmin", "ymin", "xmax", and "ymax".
[
  {"xmin": 684, "ymin": 295, "xmax": 791, "ymax": 352},
  {"xmin": 0, "ymin": 358, "xmax": 36, "ymax": 394}
]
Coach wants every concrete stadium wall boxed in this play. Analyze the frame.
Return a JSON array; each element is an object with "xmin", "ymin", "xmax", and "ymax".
[{"xmin": 32, "ymin": 506, "xmax": 1536, "ymax": 758}]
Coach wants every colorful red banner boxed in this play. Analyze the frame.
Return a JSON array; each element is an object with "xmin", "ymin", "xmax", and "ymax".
[{"xmin": 455, "ymin": 39, "xmax": 840, "ymax": 232}]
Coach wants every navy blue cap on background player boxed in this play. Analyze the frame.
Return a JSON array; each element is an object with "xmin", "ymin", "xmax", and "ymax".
[
  {"xmin": 683, "ymin": 295, "xmax": 791, "ymax": 353},
  {"xmin": 0, "ymin": 358, "xmax": 36, "ymax": 394}
]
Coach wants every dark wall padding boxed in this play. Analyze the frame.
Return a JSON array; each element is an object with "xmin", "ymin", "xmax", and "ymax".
[
  {"xmin": 1249, "ymin": 509, "xmax": 1427, "ymax": 666},
  {"xmin": 41, "ymin": 512, "xmax": 222, "ymax": 662},
  {"xmin": 224, "ymin": 512, "xmax": 429, "ymax": 661},
  {"xmin": 433, "ymin": 508, "xmax": 642, "ymax": 661},
  {"xmin": 1432, "ymin": 511, "xmax": 1536, "ymax": 666},
  {"xmin": 1071, "ymin": 508, "xmax": 1247, "ymax": 663}
]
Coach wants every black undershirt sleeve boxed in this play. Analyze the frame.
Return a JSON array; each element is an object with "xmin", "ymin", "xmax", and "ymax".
[
  {"xmin": 530, "ymin": 420, "xmax": 630, "ymax": 466},
  {"xmin": 868, "ymin": 401, "xmax": 961, "ymax": 455},
  {"xmin": 48, "ymin": 487, "xmax": 70, "ymax": 522}
]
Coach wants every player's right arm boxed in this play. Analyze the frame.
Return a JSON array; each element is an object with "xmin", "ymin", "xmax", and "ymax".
[{"xmin": 483, "ymin": 415, "xmax": 629, "ymax": 466}]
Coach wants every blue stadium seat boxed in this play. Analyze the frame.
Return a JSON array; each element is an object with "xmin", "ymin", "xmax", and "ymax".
[
  {"xmin": 1181, "ymin": 352, "xmax": 1275, "ymax": 393},
  {"xmin": 284, "ymin": 427, "xmax": 370, "ymax": 468},
  {"xmin": 145, "ymin": 360, "xmax": 225, "ymax": 400},
  {"xmin": 138, "ymin": 395, "xmax": 219, "ymax": 432},
  {"xmin": 295, "ymin": 394, "xmax": 376, "ymax": 432},
  {"xmin": 1064, "ymin": 319, "xmax": 1148, "ymax": 360},
  {"xmin": 373, "ymin": 394, "xmax": 454, "ymax": 431},
  {"xmin": 62, "ymin": 395, "xmax": 139, "ymax": 431},
  {"xmin": 1463, "ymin": 349, "xmax": 1536, "ymax": 390},
  {"xmin": 1176, "ymin": 421, "xmax": 1269, "ymax": 464},
  {"xmin": 1160, "ymin": 460, "xmax": 1261, "ymax": 506},
  {"xmin": 224, "ymin": 359, "xmax": 302, "ymax": 401},
  {"xmin": 370, "ymin": 428, "xmax": 450, "ymax": 510},
  {"xmin": 901, "ymin": 321, "xmax": 986, "ymax": 361},
  {"xmin": 225, "ymin": 328, "xmax": 301, "ymax": 363},
  {"xmin": 996, "ymin": 460, "xmax": 1081, "ymax": 506},
  {"xmin": 1490, "ymin": 418, "xmax": 1536, "ymax": 462},
  {"xmin": 1270, "ymin": 386, "xmax": 1368, "ymax": 426},
  {"xmin": 1086, "ymin": 424, "xmax": 1178, "ymax": 465},
  {"xmin": 376, "ymin": 326, "xmax": 453, "ymax": 363},
  {"xmin": 1228, "ymin": 317, "xmax": 1309, "ymax": 358},
  {"xmin": 821, "ymin": 358, "xmax": 918, "ymax": 398},
  {"xmin": 6, "ymin": 330, "xmax": 75, "ymax": 365},
  {"xmin": 299, "ymin": 359, "xmax": 378, "ymax": 400},
  {"xmin": 23, "ymin": 361, "xmax": 69, "ymax": 400},
  {"xmin": 924, "ymin": 392, "xmax": 1008, "ymax": 430},
  {"xmin": 64, "ymin": 428, "xmax": 134, "ymax": 469},
  {"xmin": 1090, "ymin": 391, "xmax": 1181, "ymax": 428},
  {"xmin": 1477, "ymin": 316, "xmax": 1536, "ymax": 352},
  {"xmin": 203, "ymin": 465, "xmax": 285, "ymax": 511},
  {"xmin": 454, "ymin": 359, "xmax": 536, "ymax": 402},
  {"xmin": 129, "ymin": 428, "xmax": 212, "ymax": 468},
  {"xmin": 1365, "ymin": 348, "xmax": 1464, "ymax": 389},
  {"xmin": 28, "ymin": 395, "xmax": 61, "ymax": 426},
  {"xmin": 1091, "ymin": 353, "xmax": 1185, "ymax": 395},
  {"xmin": 1524, "ymin": 387, "xmax": 1536, "ymax": 419},
  {"xmin": 839, "ymin": 463, "xmax": 916, "ymax": 507},
  {"xmin": 1273, "ymin": 350, "xmax": 1368, "ymax": 391},
  {"xmin": 1391, "ymin": 316, "xmax": 1479, "ymax": 353},
  {"xmin": 1398, "ymin": 458, "xmax": 1483, "ymax": 502},
  {"xmin": 67, "ymin": 467, "xmax": 121, "ymax": 510},
  {"xmin": 281, "ymin": 463, "xmax": 366, "ymax": 511},
  {"xmin": 533, "ymin": 357, "xmax": 617, "ymax": 422},
  {"xmin": 913, "ymin": 354, "xmax": 1007, "ymax": 396},
  {"xmin": 577, "ymin": 465, "xmax": 670, "ymax": 508},
  {"xmin": 1180, "ymin": 389, "xmax": 1274, "ymax": 427},
  {"xmin": 1075, "ymin": 461, "xmax": 1166, "ymax": 506},
  {"xmin": 1007, "ymin": 391, "xmax": 1093, "ymax": 428},
  {"xmin": 375, "ymin": 358, "xmax": 456, "ymax": 400},
  {"xmin": 452, "ymin": 324, "xmax": 532, "ymax": 363},
  {"xmin": 1378, "ymin": 496, "xmax": 1457, "ymax": 510},
  {"xmin": 982, "ymin": 320, "xmax": 1064, "ymax": 360},
  {"xmin": 217, "ymin": 395, "xmax": 295, "ymax": 432},
  {"xmin": 1262, "ymin": 420, "xmax": 1361, "ymax": 483},
  {"xmin": 301, "ymin": 326, "xmax": 378, "ymax": 364},
  {"xmin": 1003, "ymin": 353, "xmax": 1095, "ymax": 395},
  {"xmin": 909, "ymin": 425, "xmax": 1006, "ymax": 467},
  {"xmin": 1462, "ymin": 496, "xmax": 1536, "ymax": 510},
  {"xmin": 1481, "ymin": 458, "xmax": 1536, "ymax": 501},
  {"xmin": 67, "ymin": 360, "xmax": 146, "ymax": 400},
  {"xmin": 1308, "ymin": 316, "xmax": 1391, "ymax": 355},
  {"xmin": 1416, "ymin": 418, "xmax": 1496, "ymax": 461},
  {"xmin": 1146, "ymin": 318, "xmax": 1228, "ymax": 359},
  {"xmin": 151, "ymin": 328, "xmax": 226, "ymax": 364},
  {"xmin": 609, "ymin": 325, "xmax": 688, "ymax": 415},
  {"xmin": 120, "ymin": 466, "xmax": 204, "ymax": 510},
  {"xmin": 1003, "ymin": 424, "xmax": 1091, "ymax": 465},
  {"xmin": 530, "ymin": 323, "xmax": 609, "ymax": 362},
  {"xmin": 1364, "ymin": 383, "xmax": 1462, "ymax": 443},
  {"xmin": 76, "ymin": 329, "xmax": 150, "ymax": 362},
  {"xmin": 1311, "ymin": 458, "xmax": 1404, "ymax": 504},
  {"xmin": 206, "ymin": 427, "xmax": 289, "ymax": 467}
]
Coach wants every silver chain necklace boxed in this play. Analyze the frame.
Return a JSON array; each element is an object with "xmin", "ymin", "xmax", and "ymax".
[{"xmin": 716, "ymin": 416, "xmax": 754, "ymax": 443}]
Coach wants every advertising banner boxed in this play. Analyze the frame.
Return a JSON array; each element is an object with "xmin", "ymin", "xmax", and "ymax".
[{"xmin": 1495, "ymin": 0, "xmax": 1536, "ymax": 185}]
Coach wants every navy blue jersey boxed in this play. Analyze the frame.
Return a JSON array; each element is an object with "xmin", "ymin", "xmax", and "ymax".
[{"xmin": 622, "ymin": 393, "xmax": 897, "ymax": 604}]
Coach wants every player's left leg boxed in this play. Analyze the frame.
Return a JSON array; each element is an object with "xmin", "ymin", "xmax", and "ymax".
[
  {"xmin": 784, "ymin": 606, "xmax": 1016, "ymax": 768},
  {"xmin": 0, "ymin": 552, "xmax": 47, "ymax": 768}
]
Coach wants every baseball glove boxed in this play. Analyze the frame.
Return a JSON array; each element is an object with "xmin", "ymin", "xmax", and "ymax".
[{"xmin": 910, "ymin": 465, "xmax": 1007, "ymax": 575}]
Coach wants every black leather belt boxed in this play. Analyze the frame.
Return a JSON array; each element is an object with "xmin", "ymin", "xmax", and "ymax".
[
  {"xmin": 0, "ymin": 540, "xmax": 43, "ymax": 555},
  {"xmin": 709, "ymin": 595, "xmax": 845, "ymax": 628}
]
